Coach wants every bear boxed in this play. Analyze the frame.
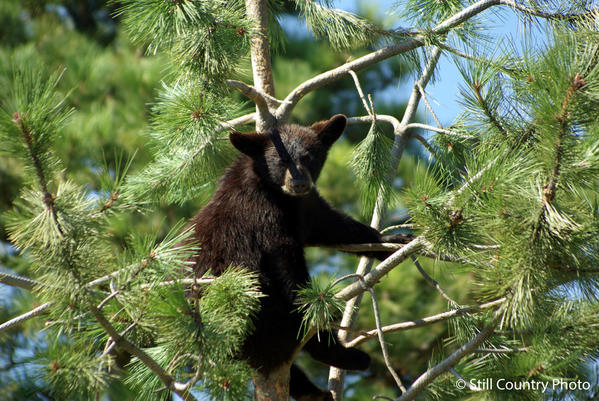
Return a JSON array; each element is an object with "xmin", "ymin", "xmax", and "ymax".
[{"xmin": 189, "ymin": 114, "xmax": 407, "ymax": 400}]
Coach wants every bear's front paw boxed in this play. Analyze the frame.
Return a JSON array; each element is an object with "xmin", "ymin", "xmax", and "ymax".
[{"xmin": 381, "ymin": 233, "xmax": 413, "ymax": 244}]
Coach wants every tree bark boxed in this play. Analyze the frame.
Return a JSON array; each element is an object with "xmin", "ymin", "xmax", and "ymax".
[
  {"xmin": 244, "ymin": 0, "xmax": 277, "ymax": 132},
  {"xmin": 253, "ymin": 363, "xmax": 291, "ymax": 401}
]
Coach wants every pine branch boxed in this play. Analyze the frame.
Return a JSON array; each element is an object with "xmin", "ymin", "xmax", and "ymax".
[
  {"xmin": 532, "ymin": 72, "xmax": 587, "ymax": 243},
  {"xmin": 346, "ymin": 298, "xmax": 505, "ymax": 347},
  {"xmin": 87, "ymin": 303, "xmax": 199, "ymax": 401},
  {"xmin": 472, "ymin": 346, "xmax": 528, "ymax": 353},
  {"xmin": 409, "ymin": 133, "xmax": 442, "ymax": 160},
  {"xmin": 277, "ymin": 0, "xmax": 587, "ymax": 123},
  {"xmin": 12, "ymin": 112, "xmax": 63, "ymax": 235},
  {"xmin": 472, "ymin": 82, "xmax": 508, "ymax": 137}
]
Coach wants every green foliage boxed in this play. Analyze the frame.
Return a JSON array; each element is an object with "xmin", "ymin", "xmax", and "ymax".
[
  {"xmin": 124, "ymin": 80, "xmax": 244, "ymax": 203},
  {"xmin": 350, "ymin": 122, "xmax": 396, "ymax": 216},
  {"xmin": 116, "ymin": 0, "xmax": 252, "ymax": 80},
  {"xmin": 292, "ymin": 0, "xmax": 384, "ymax": 50},
  {"xmin": 4, "ymin": 1, "xmax": 599, "ymax": 400},
  {"xmin": 295, "ymin": 277, "xmax": 345, "ymax": 341},
  {"xmin": 0, "ymin": 63, "xmax": 71, "ymax": 187}
]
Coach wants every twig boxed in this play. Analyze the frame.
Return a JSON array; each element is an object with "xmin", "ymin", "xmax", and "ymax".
[
  {"xmin": 473, "ymin": 347, "xmax": 528, "ymax": 354},
  {"xmin": 416, "ymin": 83, "xmax": 442, "ymax": 129},
  {"xmin": 405, "ymin": 123, "xmax": 469, "ymax": 138},
  {"xmin": 409, "ymin": 133, "xmax": 441, "ymax": 160},
  {"xmin": 498, "ymin": 0, "xmax": 598, "ymax": 21},
  {"xmin": 12, "ymin": 112, "xmax": 63, "ymax": 235},
  {"xmin": 449, "ymin": 368, "xmax": 482, "ymax": 391},
  {"xmin": 396, "ymin": 315, "xmax": 500, "ymax": 401},
  {"xmin": 348, "ymin": 70, "xmax": 374, "ymax": 117},
  {"xmin": 380, "ymin": 224, "xmax": 415, "ymax": 233},
  {"xmin": 411, "ymin": 255, "xmax": 459, "ymax": 307},
  {"xmin": 101, "ymin": 319, "xmax": 140, "ymax": 358},
  {"xmin": 346, "ymin": 298, "xmax": 505, "ymax": 347},
  {"xmin": 227, "ymin": 80, "xmax": 288, "ymax": 106},
  {"xmin": 450, "ymin": 153, "xmax": 502, "ymax": 203},
  {"xmin": 347, "ymin": 115, "xmax": 400, "ymax": 131},
  {"xmin": 0, "ymin": 302, "xmax": 53, "ymax": 333},
  {"xmin": 219, "ymin": 113, "xmax": 256, "ymax": 130},
  {"xmin": 436, "ymin": 42, "xmax": 519, "ymax": 74}
]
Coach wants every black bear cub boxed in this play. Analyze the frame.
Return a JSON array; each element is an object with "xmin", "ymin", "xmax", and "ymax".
[{"xmin": 190, "ymin": 115, "xmax": 404, "ymax": 400}]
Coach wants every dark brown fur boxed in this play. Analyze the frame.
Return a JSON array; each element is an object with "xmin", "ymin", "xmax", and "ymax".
[{"xmin": 189, "ymin": 115, "xmax": 406, "ymax": 400}]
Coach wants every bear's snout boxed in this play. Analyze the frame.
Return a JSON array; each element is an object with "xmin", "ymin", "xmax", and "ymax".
[{"xmin": 283, "ymin": 166, "xmax": 313, "ymax": 196}]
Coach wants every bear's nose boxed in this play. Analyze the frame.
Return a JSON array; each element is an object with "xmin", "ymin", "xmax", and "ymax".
[{"xmin": 292, "ymin": 178, "xmax": 311, "ymax": 194}]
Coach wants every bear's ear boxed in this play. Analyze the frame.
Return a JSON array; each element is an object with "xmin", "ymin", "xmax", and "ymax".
[
  {"xmin": 229, "ymin": 131, "xmax": 268, "ymax": 156},
  {"xmin": 311, "ymin": 114, "xmax": 347, "ymax": 146}
]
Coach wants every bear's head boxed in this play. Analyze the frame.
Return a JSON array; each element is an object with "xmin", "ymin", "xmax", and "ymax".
[{"xmin": 229, "ymin": 114, "xmax": 347, "ymax": 196}]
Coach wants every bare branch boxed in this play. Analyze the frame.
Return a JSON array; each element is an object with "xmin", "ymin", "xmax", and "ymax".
[
  {"xmin": 346, "ymin": 298, "xmax": 505, "ymax": 347},
  {"xmin": 0, "ymin": 272, "xmax": 41, "ymax": 291},
  {"xmin": 0, "ymin": 302, "xmax": 53, "ymax": 333},
  {"xmin": 347, "ymin": 115, "xmax": 400, "ymax": 131},
  {"xmin": 396, "ymin": 315, "xmax": 500, "ymax": 401},
  {"xmin": 381, "ymin": 224, "xmax": 415, "ymax": 233},
  {"xmin": 411, "ymin": 255, "xmax": 459, "ymax": 307},
  {"xmin": 226, "ymin": 80, "xmax": 275, "ymax": 130}
]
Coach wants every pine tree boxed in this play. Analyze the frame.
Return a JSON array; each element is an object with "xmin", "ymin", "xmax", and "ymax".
[{"xmin": 2, "ymin": 1, "xmax": 599, "ymax": 401}]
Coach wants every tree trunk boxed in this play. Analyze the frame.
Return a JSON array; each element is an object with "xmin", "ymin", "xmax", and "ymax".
[
  {"xmin": 244, "ymin": 0, "xmax": 277, "ymax": 132},
  {"xmin": 253, "ymin": 363, "xmax": 291, "ymax": 401}
]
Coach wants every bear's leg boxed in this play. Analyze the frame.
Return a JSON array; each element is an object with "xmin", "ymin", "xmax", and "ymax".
[
  {"xmin": 303, "ymin": 332, "xmax": 371, "ymax": 371},
  {"xmin": 290, "ymin": 364, "xmax": 333, "ymax": 401}
]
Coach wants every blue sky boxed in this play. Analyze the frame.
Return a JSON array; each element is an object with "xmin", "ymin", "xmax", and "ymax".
[{"xmin": 283, "ymin": 0, "xmax": 549, "ymax": 126}]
